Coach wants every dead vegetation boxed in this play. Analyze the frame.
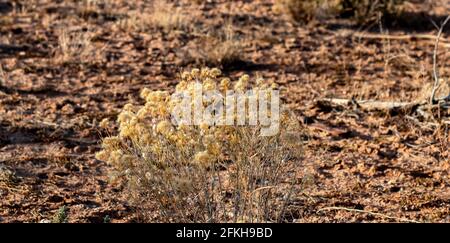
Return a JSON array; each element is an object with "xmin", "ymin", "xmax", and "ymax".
[
  {"xmin": 116, "ymin": 1, "xmax": 188, "ymax": 32},
  {"xmin": 275, "ymin": 0, "xmax": 341, "ymax": 23},
  {"xmin": 55, "ymin": 29, "xmax": 96, "ymax": 64},
  {"xmin": 276, "ymin": 0, "xmax": 406, "ymax": 24},
  {"xmin": 51, "ymin": 206, "xmax": 68, "ymax": 223},
  {"xmin": 340, "ymin": 0, "xmax": 406, "ymax": 24},
  {"xmin": 0, "ymin": 166, "xmax": 16, "ymax": 184},
  {"xmin": 0, "ymin": 0, "xmax": 449, "ymax": 223},
  {"xmin": 199, "ymin": 24, "xmax": 243, "ymax": 68},
  {"xmin": 319, "ymin": 15, "xmax": 450, "ymax": 126},
  {"xmin": 0, "ymin": 64, "xmax": 6, "ymax": 86}
]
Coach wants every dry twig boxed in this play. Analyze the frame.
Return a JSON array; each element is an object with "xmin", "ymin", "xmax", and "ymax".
[
  {"xmin": 318, "ymin": 98, "xmax": 424, "ymax": 111},
  {"xmin": 430, "ymin": 16, "xmax": 450, "ymax": 105},
  {"xmin": 317, "ymin": 206, "xmax": 421, "ymax": 223},
  {"xmin": 354, "ymin": 32, "xmax": 450, "ymax": 48}
]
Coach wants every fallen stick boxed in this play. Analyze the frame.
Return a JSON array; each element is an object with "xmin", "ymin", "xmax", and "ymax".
[
  {"xmin": 354, "ymin": 32, "xmax": 449, "ymax": 41},
  {"xmin": 318, "ymin": 97, "xmax": 449, "ymax": 123},
  {"xmin": 317, "ymin": 206, "xmax": 421, "ymax": 223},
  {"xmin": 353, "ymin": 33, "xmax": 450, "ymax": 48},
  {"xmin": 318, "ymin": 98, "xmax": 425, "ymax": 111}
]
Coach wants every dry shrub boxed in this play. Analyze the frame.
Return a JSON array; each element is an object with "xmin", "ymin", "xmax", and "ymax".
[
  {"xmin": 52, "ymin": 206, "xmax": 68, "ymax": 223},
  {"xmin": 276, "ymin": 0, "xmax": 405, "ymax": 24},
  {"xmin": 340, "ymin": 0, "xmax": 405, "ymax": 24},
  {"xmin": 55, "ymin": 29, "xmax": 96, "ymax": 64},
  {"xmin": 151, "ymin": 0, "xmax": 187, "ymax": 31},
  {"xmin": 275, "ymin": 0, "xmax": 341, "ymax": 23},
  {"xmin": 418, "ymin": 80, "xmax": 450, "ymax": 102},
  {"xmin": 205, "ymin": 25, "xmax": 242, "ymax": 67},
  {"xmin": 187, "ymin": 24, "xmax": 243, "ymax": 69},
  {"xmin": 78, "ymin": 0, "xmax": 121, "ymax": 19},
  {"xmin": 80, "ymin": 0, "xmax": 105, "ymax": 15},
  {"xmin": 116, "ymin": 1, "xmax": 187, "ymax": 32},
  {"xmin": 96, "ymin": 68, "xmax": 302, "ymax": 222},
  {"xmin": 0, "ymin": 166, "xmax": 17, "ymax": 184}
]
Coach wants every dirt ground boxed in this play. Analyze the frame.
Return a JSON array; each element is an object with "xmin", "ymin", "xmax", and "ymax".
[{"xmin": 0, "ymin": 0, "xmax": 449, "ymax": 223}]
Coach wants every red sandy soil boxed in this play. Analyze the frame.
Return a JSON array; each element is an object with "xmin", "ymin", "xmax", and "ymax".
[{"xmin": 0, "ymin": 0, "xmax": 449, "ymax": 222}]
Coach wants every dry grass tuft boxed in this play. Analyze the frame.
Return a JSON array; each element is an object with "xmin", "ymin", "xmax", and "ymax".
[
  {"xmin": 341, "ymin": 0, "xmax": 405, "ymax": 24},
  {"xmin": 80, "ymin": 0, "xmax": 103, "ymax": 14},
  {"xmin": 52, "ymin": 206, "xmax": 68, "ymax": 223},
  {"xmin": 55, "ymin": 29, "xmax": 96, "ymax": 64},
  {"xmin": 418, "ymin": 80, "xmax": 450, "ymax": 103},
  {"xmin": 276, "ymin": 0, "xmax": 405, "ymax": 24},
  {"xmin": 0, "ymin": 166, "xmax": 17, "ymax": 184},
  {"xmin": 78, "ymin": 0, "xmax": 117, "ymax": 17},
  {"xmin": 116, "ymin": 1, "xmax": 188, "ymax": 32},
  {"xmin": 275, "ymin": 0, "xmax": 340, "ymax": 23},
  {"xmin": 195, "ymin": 24, "xmax": 243, "ymax": 68},
  {"xmin": 0, "ymin": 65, "xmax": 6, "ymax": 85},
  {"xmin": 151, "ymin": 1, "xmax": 187, "ymax": 31}
]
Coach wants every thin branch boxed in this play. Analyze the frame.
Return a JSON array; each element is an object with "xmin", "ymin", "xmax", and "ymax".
[
  {"xmin": 317, "ymin": 206, "xmax": 421, "ymax": 223},
  {"xmin": 353, "ymin": 33, "xmax": 450, "ymax": 48},
  {"xmin": 319, "ymin": 98, "xmax": 424, "ymax": 111},
  {"xmin": 430, "ymin": 16, "xmax": 450, "ymax": 105}
]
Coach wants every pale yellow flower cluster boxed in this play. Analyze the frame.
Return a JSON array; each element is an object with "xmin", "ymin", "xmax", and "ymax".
[
  {"xmin": 95, "ymin": 68, "xmax": 304, "ymax": 222},
  {"xmin": 96, "ymin": 67, "xmax": 282, "ymax": 172}
]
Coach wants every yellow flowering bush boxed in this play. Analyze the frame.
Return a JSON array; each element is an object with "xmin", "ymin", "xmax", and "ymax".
[{"xmin": 96, "ymin": 68, "xmax": 302, "ymax": 222}]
